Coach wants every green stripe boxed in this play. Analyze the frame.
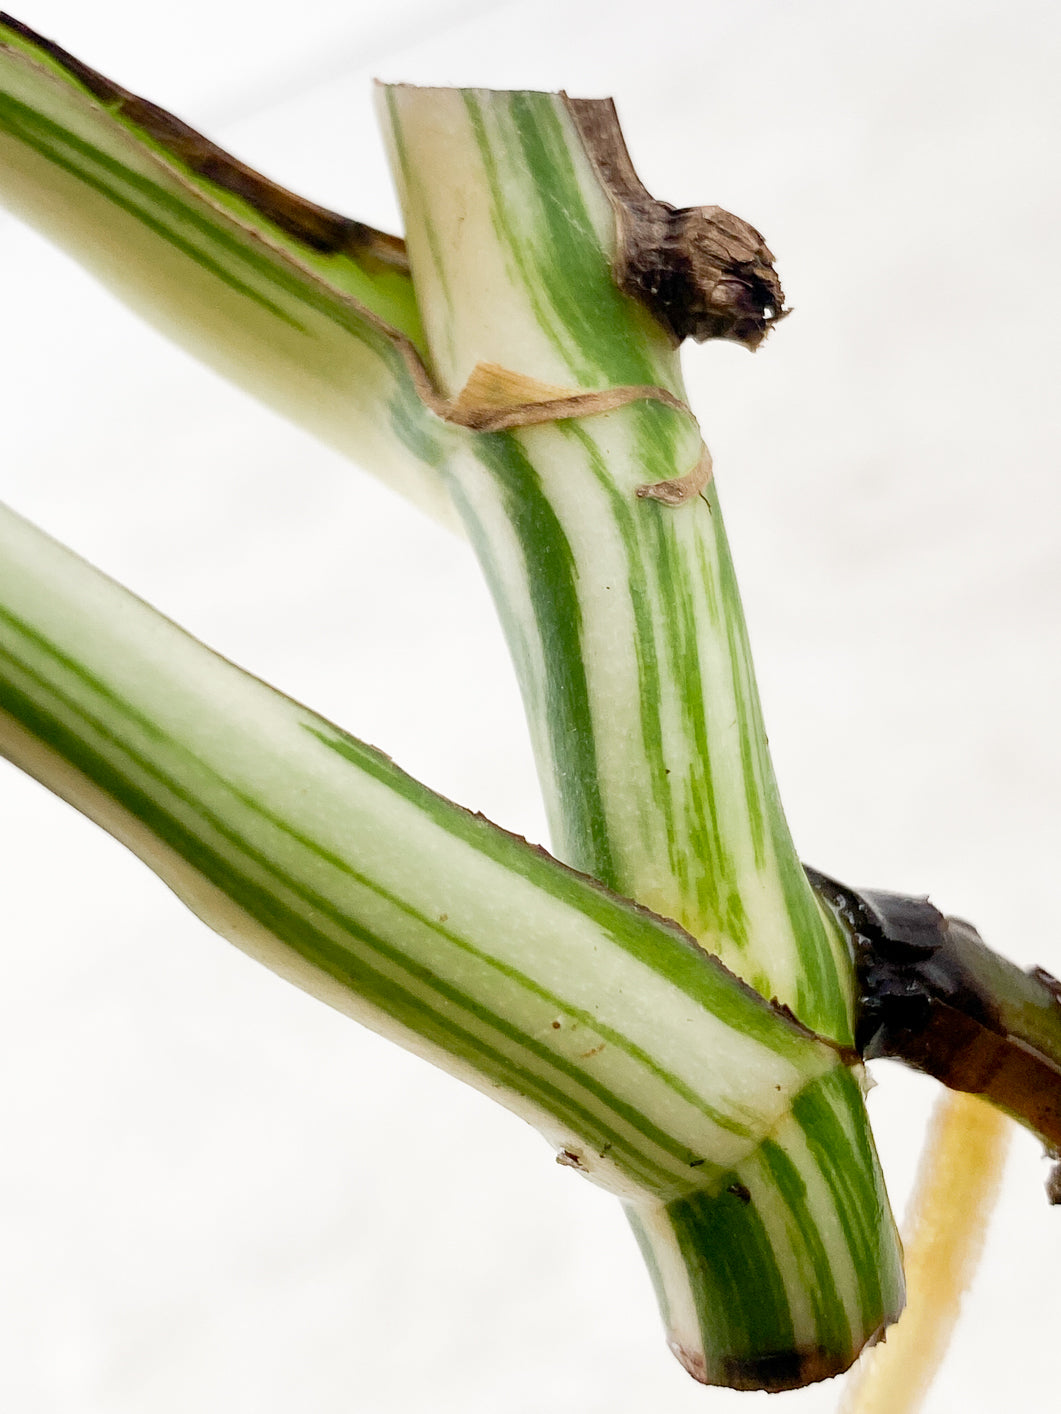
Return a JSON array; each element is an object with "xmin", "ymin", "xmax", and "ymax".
[
  {"xmin": 561, "ymin": 419, "xmax": 674, "ymax": 854},
  {"xmin": 4, "ymin": 603, "xmax": 781, "ymax": 1140},
  {"xmin": 309, "ymin": 714, "xmax": 830, "ymax": 1057},
  {"xmin": 0, "ymin": 653, "xmax": 699, "ymax": 1193},
  {"xmin": 0, "ymin": 92, "xmax": 301, "ymax": 327},
  {"xmin": 0, "ymin": 46, "xmax": 453, "ymax": 513},
  {"xmin": 641, "ymin": 502, "xmax": 742, "ymax": 941},
  {"xmin": 640, "ymin": 1065, "xmax": 899, "ymax": 1385},
  {"xmin": 712, "ymin": 505, "xmax": 853, "ymax": 1040},
  {"xmin": 0, "ymin": 90, "xmax": 431, "ymax": 375},
  {"xmin": 0, "ymin": 707, "xmax": 701, "ymax": 1193},
  {"xmin": 1, "ymin": 600, "xmax": 843, "ymax": 1186},
  {"xmin": 793, "ymin": 1068, "xmax": 902, "ymax": 1331},
  {"xmin": 391, "ymin": 84, "xmax": 861, "ymax": 1042},
  {"xmin": 463, "ymin": 91, "xmax": 664, "ymax": 389},
  {"xmin": 562, "ymin": 409, "xmax": 746, "ymax": 943},
  {"xmin": 0, "ymin": 30, "xmax": 425, "ymax": 341},
  {"xmin": 669, "ymin": 1175, "xmax": 796, "ymax": 1375},
  {"xmin": 450, "ymin": 394, "xmax": 850, "ymax": 1037},
  {"xmin": 461, "ymin": 92, "xmax": 578, "ymax": 377},
  {"xmin": 759, "ymin": 1137, "xmax": 852, "ymax": 1357},
  {"xmin": 471, "ymin": 431, "xmax": 617, "ymax": 885},
  {"xmin": 387, "ymin": 388, "xmax": 447, "ymax": 469}
]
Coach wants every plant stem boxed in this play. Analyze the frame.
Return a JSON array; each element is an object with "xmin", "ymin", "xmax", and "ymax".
[
  {"xmin": 379, "ymin": 83, "xmax": 903, "ymax": 1387},
  {"xmin": 0, "ymin": 15, "xmax": 456, "ymax": 523},
  {"xmin": 380, "ymin": 84, "xmax": 855, "ymax": 1040},
  {"xmin": 0, "ymin": 499, "xmax": 849, "ymax": 1203}
]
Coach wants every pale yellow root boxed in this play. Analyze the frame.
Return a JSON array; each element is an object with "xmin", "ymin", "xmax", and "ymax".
[{"xmin": 839, "ymin": 1090, "xmax": 1012, "ymax": 1414}]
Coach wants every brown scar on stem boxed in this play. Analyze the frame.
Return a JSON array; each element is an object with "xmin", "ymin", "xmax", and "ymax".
[
  {"xmin": 556, "ymin": 1149, "xmax": 585, "ymax": 1170},
  {"xmin": 564, "ymin": 95, "xmax": 787, "ymax": 350}
]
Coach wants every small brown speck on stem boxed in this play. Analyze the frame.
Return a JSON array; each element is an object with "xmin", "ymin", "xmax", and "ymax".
[{"xmin": 556, "ymin": 1149, "xmax": 585, "ymax": 1170}]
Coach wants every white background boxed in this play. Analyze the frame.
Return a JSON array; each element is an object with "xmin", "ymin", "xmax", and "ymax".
[{"xmin": 1, "ymin": 1, "xmax": 1059, "ymax": 1410}]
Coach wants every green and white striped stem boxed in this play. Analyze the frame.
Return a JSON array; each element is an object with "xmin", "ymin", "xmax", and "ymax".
[
  {"xmin": 0, "ymin": 19, "xmax": 907, "ymax": 1390},
  {"xmin": 379, "ymin": 85, "xmax": 903, "ymax": 1385},
  {"xmin": 0, "ymin": 500, "xmax": 898, "ymax": 1390},
  {"xmin": 380, "ymin": 85, "xmax": 856, "ymax": 1042},
  {"xmin": 0, "ymin": 14, "xmax": 457, "ymax": 524}
]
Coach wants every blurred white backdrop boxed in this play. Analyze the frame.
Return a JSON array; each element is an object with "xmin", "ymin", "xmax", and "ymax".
[{"xmin": 1, "ymin": 1, "xmax": 1059, "ymax": 1410}]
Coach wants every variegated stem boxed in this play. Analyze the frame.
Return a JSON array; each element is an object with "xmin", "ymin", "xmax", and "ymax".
[
  {"xmin": 0, "ymin": 494, "xmax": 859, "ymax": 1208},
  {"xmin": 0, "ymin": 497, "xmax": 901, "ymax": 1390},
  {"xmin": 0, "ymin": 17, "xmax": 906, "ymax": 1384},
  {"xmin": 380, "ymin": 85, "xmax": 854, "ymax": 1044},
  {"xmin": 378, "ymin": 85, "xmax": 903, "ymax": 1387},
  {"xmin": 0, "ymin": 14, "xmax": 458, "ymax": 526}
]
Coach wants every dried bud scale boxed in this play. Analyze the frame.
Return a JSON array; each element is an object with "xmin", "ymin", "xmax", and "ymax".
[{"xmin": 565, "ymin": 96, "xmax": 786, "ymax": 348}]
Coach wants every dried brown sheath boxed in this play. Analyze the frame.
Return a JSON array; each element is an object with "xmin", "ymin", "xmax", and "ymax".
[
  {"xmin": 0, "ymin": 12, "xmax": 408, "ymax": 268},
  {"xmin": 809, "ymin": 866, "xmax": 1061, "ymax": 1190},
  {"xmin": 565, "ymin": 95, "xmax": 786, "ymax": 348}
]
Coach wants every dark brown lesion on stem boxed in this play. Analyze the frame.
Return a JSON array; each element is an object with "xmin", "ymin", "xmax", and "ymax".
[
  {"xmin": 807, "ymin": 866, "xmax": 1061, "ymax": 1193},
  {"xmin": 564, "ymin": 95, "xmax": 786, "ymax": 349},
  {"xmin": 0, "ymin": 13, "xmax": 409, "ymax": 269}
]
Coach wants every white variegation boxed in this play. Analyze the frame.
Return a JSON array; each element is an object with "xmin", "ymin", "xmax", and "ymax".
[{"xmin": 0, "ymin": 22, "xmax": 906, "ymax": 1392}]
